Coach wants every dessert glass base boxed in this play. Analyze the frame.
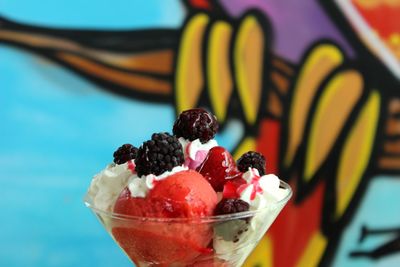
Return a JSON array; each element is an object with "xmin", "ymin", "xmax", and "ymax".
[{"xmin": 84, "ymin": 180, "xmax": 292, "ymax": 267}]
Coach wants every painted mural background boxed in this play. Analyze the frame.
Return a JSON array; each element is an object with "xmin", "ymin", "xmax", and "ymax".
[{"xmin": 0, "ymin": 0, "xmax": 399, "ymax": 266}]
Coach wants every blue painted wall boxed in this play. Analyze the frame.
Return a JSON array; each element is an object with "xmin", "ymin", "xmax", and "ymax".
[{"xmin": 0, "ymin": 1, "xmax": 183, "ymax": 266}]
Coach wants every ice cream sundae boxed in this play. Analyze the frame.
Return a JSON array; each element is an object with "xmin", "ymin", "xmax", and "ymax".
[{"xmin": 85, "ymin": 108, "xmax": 292, "ymax": 266}]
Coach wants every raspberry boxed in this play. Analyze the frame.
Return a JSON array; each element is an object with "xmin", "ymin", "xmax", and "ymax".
[
  {"xmin": 237, "ymin": 151, "xmax": 266, "ymax": 176},
  {"xmin": 173, "ymin": 108, "xmax": 218, "ymax": 143},
  {"xmin": 214, "ymin": 198, "xmax": 250, "ymax": 216},
  {"xmin": 134, "ymin": 132, "xmax": 184, "ymax": 177},
  {"xmin": 113, "ymin": 144, "xmax": 138, "ymax": 164}
]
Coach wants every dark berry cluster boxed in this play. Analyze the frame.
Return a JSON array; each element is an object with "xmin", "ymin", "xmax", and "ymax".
[
  {"xmin": 134, "ymin": 132, "xmax": 184, "ymax": 177},
  {"xmin": 215, "ymin": 198, "xmax": 250, "ymax": 216},
  {"xmin": 113, "ymin": 144, "xmax": 138, "ymax": 164},
  {"xmin": 237, "ymin": 151, "xmax": 266, "ymax": 176},
  {"xmin": 173, "ymin": 108, "xmax": 218, "ymax": 144}
]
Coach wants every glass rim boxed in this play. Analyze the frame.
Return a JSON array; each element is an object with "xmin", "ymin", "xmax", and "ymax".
[{"xmin": 84, "ymin": 179, "xmax": 292, "ymax": 223}]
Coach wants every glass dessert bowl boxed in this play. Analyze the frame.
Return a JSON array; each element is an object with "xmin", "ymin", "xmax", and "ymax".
[{"xmin": 84, "ymin": 180, "xmax": 292, "ymax": 267}]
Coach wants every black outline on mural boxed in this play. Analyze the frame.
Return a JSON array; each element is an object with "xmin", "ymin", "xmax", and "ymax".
[{"xmin": 0, "ymin": 16, "xmax": 178, "ymax": 103}]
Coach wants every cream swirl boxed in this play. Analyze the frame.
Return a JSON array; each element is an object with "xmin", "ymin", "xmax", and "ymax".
[
  {"xmin": 88, "ymin": 161, "xmax": 135, "ymax": 212},
  {"xmin": 238, "ymin": 168, "xmax": 288, "ymax": 209}
]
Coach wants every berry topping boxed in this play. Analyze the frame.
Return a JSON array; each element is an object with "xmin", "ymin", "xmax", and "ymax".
[
  {"xmin": 197, "ymin": 146, "xmax": 241, "ymax": 192},
  {"xmin": 237, "ymin": 151, "xmax": 266, "ymax": 176},
  {"xmin": 214, "ymin": 198, "xmax": 250, "ymax": 216},
  {"xmin": 222, "ymin": 177, "xmax": 247, "ymax": 199},
  {"xmin": 135, "ymin": 132, "xmax": 184, "ymax": 177},
  {"xmin": 113, "ymin": 144, "xmax": 138, "ymax": 164},
  {"xmin": 173, "ymin": 108, "xmax": 218, "ymax": 144}
]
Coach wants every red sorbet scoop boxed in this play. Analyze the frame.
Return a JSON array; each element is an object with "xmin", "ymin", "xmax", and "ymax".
[{"xmin": 112, "ymin": 170, "xmax": 218, "ymax": 265}]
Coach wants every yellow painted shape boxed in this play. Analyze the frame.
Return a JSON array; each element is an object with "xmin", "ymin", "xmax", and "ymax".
[
  {"xmin": 233, "ymin": 137, "xmax": 256, "ymax": 161},
  {"xmin": 304, "ymin": 70, "xmax": 364, "ymax": 181},
  {"xmin": 296, "ymin": 231, "xmax": 328, "ymax": 267},
  {"xmin": 234, "ymin": 15, "xmax": 264, "ymax": 125},
  {"xmin": 207, "ymin": 21, "xmax": 233, "ymax": 123},
  {"xmin": 175, "ymin": 14, "xmax": 209, "ymax": 113},
  {"xmin": 243, "ymin": 236, "xmax": 273, "ymax": 267},
  {"xmin": 284, "ymin": 45, "xmax": 344, "ymax": 168},
  {"xmin": 336, "ymin": 91, "xmax": 380, "ymax": 218}
]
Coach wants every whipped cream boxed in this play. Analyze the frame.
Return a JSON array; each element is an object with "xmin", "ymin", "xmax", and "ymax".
[
  {"xmin": 178, "ymin": 137, "xmax": 218, "ymax": 169},
  {"xmin": 88, "ymin": 161, "xmax": 135, "ymax": 212},
  {"xmin": 128, "ymin": 165, "xmax": 188, "ymax": 198},
  {"xmin": 238, "ymin": 168, "xmax": 288, "ymax": 210}
]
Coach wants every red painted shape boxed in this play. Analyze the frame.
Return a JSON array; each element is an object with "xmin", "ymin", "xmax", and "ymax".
[
  {"xmin": 189, "ymin": 0, "xmax": 212, "ymax": 10},
  {"xmin": 257, "ymin": 119, "xmax": 280, "ymax": 174},
  {"xmin": 256, "ymin": 118, "xmax": 326, "ymax": 266},
  {"xmin": 352, "ymin": 1, "xmax": 400, "ymax": 39},
  {"xmin": 269, "ymin": 181, "xmax": 325, "ymax": 267}
]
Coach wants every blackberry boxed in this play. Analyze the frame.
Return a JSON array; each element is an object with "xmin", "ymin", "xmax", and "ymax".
[
  {"xmin": 173, "ymin": 108, "xmax": 218, "ymax": 143},
  {"xmin": 215, "ymin": 198, "xmax": 250, "ymax": 216},
  {"xmin": 214, "ymin": 199, "xmax": 251, "ymax": 242},
  {"xmin": 237, "ymin": 151, "xmax": 266, "ymax": 176},
  {"xmin": 135, "ymin": 132, "xmax": 184, "ymax": 177},
  {"xmin": 113, "ymin": 144, "xmax": 138, "ymax": 164}
]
